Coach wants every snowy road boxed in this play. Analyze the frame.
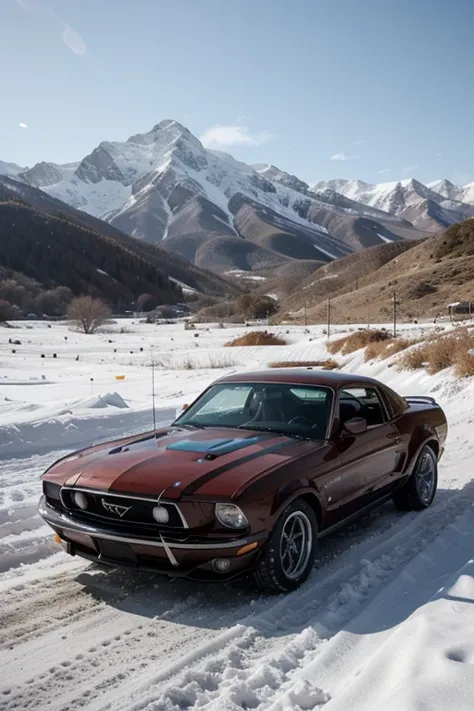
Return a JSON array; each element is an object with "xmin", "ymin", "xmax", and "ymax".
[
  {"xmin": 1, "ymin": 444, "xmax": 473, "ymax": 710},
  {"xmin": 2, "ymin": 320, "xmax": 474, "ymax": 710}
]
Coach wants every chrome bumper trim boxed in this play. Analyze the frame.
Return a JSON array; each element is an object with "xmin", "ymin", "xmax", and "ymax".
[{"xmin": 38, "ymin": 497, "xmax": 261, "ymax": 551}]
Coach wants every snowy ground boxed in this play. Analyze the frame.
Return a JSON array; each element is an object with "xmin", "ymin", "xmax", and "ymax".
[{"xmin": 1, "ymin": 318, "xmax": 474, "ymax": 710}]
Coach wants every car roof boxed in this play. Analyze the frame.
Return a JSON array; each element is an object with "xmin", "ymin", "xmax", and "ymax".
[{"xmin": 215, "ymin": 368, "xmax": 382, "ymax": 388}]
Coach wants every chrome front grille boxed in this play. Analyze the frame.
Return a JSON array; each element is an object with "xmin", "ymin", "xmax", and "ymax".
[{"xmin": 59, "ymin": 487, "xmax": 188, "ymax": 528}]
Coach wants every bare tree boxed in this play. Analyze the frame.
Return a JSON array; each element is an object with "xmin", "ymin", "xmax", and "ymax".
[
  {"xmin": 0, "ymin": 299, "xmax": 15, "ymax": 322},
  {"xmin": 67, "ymin": 296, "xmax": 111, "ymax": 334}
]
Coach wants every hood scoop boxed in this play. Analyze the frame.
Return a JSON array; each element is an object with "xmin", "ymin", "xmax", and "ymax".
[{"xmin": 165, "ymin": 435, "xmax": 265, "ymax": 460}]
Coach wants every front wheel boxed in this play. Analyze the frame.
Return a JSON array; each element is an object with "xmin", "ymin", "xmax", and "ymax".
[
  {"xmin": 392, "ymin": 444, "xmax": 438, "ymax": 511},
  {"xmin": 253, "ymin": 499, "xmax": 317, "ymax": 593}
]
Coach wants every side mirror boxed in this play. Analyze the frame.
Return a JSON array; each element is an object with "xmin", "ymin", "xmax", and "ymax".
[{"xmin": 343, "ymin": 417, "xmax": 367, "ymax": 435}]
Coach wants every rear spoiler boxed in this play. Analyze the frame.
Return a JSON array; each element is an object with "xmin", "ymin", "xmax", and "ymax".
[{"xmin": 404, "ymin": 395, "xmax": 437, "ymax": 406}]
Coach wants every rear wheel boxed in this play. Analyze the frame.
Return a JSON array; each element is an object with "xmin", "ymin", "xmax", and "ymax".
[
  {"xmin": 393, "ymin": 444, "xmax": 438, "ymax": 511},
  {"xmin": 253, "ymin": 499, "xmax": 317, "ymax": 593}
]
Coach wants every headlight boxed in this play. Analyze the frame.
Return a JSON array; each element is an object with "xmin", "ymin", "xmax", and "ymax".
[
  {"xmin": 73, "ymin": 491, "xmax": 88, "ymax": 510},
  {"xmin": 215, "ymin": 503, "xmax": 248, "ymax": 529},
  {"xmin": 152, "ymin": 505, "xmax": 170, "ymax": 524}
]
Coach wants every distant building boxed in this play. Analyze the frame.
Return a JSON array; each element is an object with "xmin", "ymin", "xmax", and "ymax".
[{"xmin": 447, "ymin": 301, "xmax": 473, "ymax": 316}]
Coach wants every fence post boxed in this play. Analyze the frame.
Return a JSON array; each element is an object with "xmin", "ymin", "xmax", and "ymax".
[{"xmin": 393, "ymin": 291, "xmax": 397, "ymax": 338}]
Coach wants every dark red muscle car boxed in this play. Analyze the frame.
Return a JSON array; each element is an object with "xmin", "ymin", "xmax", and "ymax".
[{"xmin": 39, "ymin": 369, "xmax": 447, "ymax": 592}]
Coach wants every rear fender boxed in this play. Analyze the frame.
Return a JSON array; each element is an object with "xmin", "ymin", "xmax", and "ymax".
[{"xmin": 404, "ymin": 426, "xmax": 440, "ymax": 477}]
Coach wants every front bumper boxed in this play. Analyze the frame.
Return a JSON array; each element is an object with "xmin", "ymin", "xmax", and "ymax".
[{"xmin": 38, "ymin": 496, "xmax": 265, "ymax": 581}]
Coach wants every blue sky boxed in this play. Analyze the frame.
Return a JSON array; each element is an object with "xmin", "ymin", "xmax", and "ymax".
[{"xmin": 2, "ymin": 0, "xmax": 473, "ymax": 185}]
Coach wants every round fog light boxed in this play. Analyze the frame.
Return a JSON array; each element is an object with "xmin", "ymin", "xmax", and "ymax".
[
  {"xmin": 213, "ymin": 558, "xmax": 231, "ymax": 573},
  {"xmin": 73, "ymin": 492, "xmax": 88, "ymax": 510},
  {"xmin": 152, "ymin": 505, "xmax": 170, "ymax": 524}
]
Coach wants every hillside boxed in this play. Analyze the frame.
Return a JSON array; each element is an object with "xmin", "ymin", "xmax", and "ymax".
[
  {"xmin": 0, "ymin": 200, "xmax": 182, "ymax": 310},
  {"xmin": 0, "ymin": 175, "xmax": 241, "ymax": 298},
  {"xmin": 280, "ymin": 219, "xmax": 474, "ymax": 323}
]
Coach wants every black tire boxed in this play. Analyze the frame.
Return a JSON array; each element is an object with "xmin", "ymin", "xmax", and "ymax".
[
  {"xmin": 253, "ymin": 499, "xmax": 318, "ymax": 593},
  {"xmin": 392, "ymin": 444, "xmax": 438, "ymax": 512}
]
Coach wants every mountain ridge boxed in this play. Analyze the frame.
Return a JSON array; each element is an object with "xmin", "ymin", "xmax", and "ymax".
[{"xmin": 2, "ymin": 119, "xmax": 474, "ymax": 273}]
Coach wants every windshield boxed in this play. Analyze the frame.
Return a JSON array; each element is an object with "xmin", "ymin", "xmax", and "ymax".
[{"xmin": 174, "ymin": 382, "xmax": 333, "ymax": 440}]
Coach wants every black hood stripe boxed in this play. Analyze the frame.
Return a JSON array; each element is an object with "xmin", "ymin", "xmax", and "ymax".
[{"xmin": 181, "ymin": 438, "xmax": 296, "ymax": 497}]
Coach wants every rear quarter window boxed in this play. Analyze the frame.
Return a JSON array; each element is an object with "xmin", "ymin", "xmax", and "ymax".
[{"xmin": 380, "ymin": 385, "xmax": 408, "ymax": 418}]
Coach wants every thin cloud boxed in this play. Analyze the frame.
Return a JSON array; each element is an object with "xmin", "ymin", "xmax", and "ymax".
[
  {"xmin": 330, "ymin": 152, "xmax": 360, "ymax": 161},
  {"xmin": 435, "ymin": 152, "xmax": 443, "ymax": 157},
  {"xmin": 18, "ymin": 122, "xmax": 28, "ymax": 129},
  {"xmin": 401, "ymin": 163, "xmax": 419, "ymax": 176},
  {"xmin": 352, "ymin": 139, "xmax": 365, "ymax": 146},
  {"xmin": 376, "ymin": 168, "xmax": 391, "ymax": 175},
  {"xmin": 200, "ymin": 124, "xmax": 274, "ymax": 148}
]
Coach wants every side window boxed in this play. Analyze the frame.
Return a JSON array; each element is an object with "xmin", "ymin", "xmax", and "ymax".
[
  {"xmin": 340, "ymin": 387, "xmax": 386, "ymax": 427},
  {"xmin": 380, "ymin": 386, "xmax": 408, "ymax": 419}
]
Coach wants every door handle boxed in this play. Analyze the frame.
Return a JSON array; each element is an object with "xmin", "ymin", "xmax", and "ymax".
[{"xmin": 387, "ymin": 432, "xmax": 401, "ymax": 442}]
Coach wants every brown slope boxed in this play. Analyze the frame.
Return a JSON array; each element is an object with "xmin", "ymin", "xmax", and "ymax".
[
  {"xmin": 281, "ymin": 219, "xmax": 474, "ymax": 323},
  {"xmin": 0, "ymin": 176, "xmax": 241, "ymax": 297},
  {"xmin": 164, "ymin": 195, "xmax": 288, "ymax": 272},
  {"xmin": 281, "ymin": 240, "xmax": 416, "ymax": 312},
  {"xmin": 230, "ymin": 195, "xmax": 351, "ymax": 262},
  {"xmin": 0, "ymin": 200, "xmax": 181, "ymax": 308},
  {"xmin": 255, "ymin": 260, "xmax": 326, "ymax": 300}
]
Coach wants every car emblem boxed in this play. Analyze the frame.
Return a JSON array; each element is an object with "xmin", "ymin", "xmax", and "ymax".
[{"xmin": 101, "ymin": 500, "xmax": 132, "ymax": 517}]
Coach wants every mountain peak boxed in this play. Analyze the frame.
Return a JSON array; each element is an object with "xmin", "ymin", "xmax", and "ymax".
[{"xmin": 127, "ymin": 119, "xmax": 202, "ymax": 150}]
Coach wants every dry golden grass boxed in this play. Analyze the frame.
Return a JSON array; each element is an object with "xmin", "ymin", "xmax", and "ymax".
[
  {"xmin": 397, "ymin": 345, "xmax": 429, "ymax": 371},
  {"xmin": 224, "ymin": 330, "xmax": 288, "ymax": 347},
  {"xmin": 398, "ymin": 332, "xmax": 474, "ymax": 377},
  {"xmin": 269, "ymin": 359, "xmax": 339, "ymax": 370},
  {"xmin": 327, "ymin": 329, "xmax": 391, "ymax": 356},
  {"xmin": 455, "ymin": 348, "xmax": 474, "ymax": 377},
  {"xmin": 327, "ymin": 336, "xmax": 347, "ymax": 355},
  {"xmin": 364, "ymin": 337, "xmax": 421, "ymax": 362}
]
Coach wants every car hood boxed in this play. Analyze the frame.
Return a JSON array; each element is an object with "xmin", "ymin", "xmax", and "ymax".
[{"xmin": 43, "ymin": 427, "xmax": 322, "ymax": 500}]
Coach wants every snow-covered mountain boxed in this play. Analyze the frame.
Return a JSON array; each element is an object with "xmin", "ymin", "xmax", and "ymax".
[
  {"xmin": 312, "ymin": 178, "xmax": 474, "ymax": 231},
  {"xmin": 0, "ymin": 160, "xmax": 26, "ymax": 178},
  {"xmin": 1, "ymin": 120, "xmax": 473, "ymax": 273},
  {"xmin": 428, "ymin": 179, "xmax": 474, "ymax": 206}
]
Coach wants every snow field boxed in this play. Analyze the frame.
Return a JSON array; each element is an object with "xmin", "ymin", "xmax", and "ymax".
[{"xmin": 1, "ymin": 318, "xmax": 474, "ymax": 710}]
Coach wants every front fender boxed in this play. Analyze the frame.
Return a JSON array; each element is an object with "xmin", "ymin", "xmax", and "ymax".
[{"xmin": 269, "ymin": 483, "xmax": 324, "ymax": 529}]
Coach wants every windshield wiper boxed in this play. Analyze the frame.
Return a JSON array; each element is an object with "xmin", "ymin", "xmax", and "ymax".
[{"xmin": 238, "ymin": 425, "xmax": 311, "ymax": 441}]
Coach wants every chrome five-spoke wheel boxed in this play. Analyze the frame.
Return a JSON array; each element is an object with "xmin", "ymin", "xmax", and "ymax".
[
  {"xmin": 393, "ymin": 444, "xmax": 438, "ymax": 511},
  {"xmin": 415, "ymin": 449, "xmax": 436, "ymax": 504},
  {"xmin": 253, "ymin": 499, "xmax": 318, "ymax": 593},
  {"xmin": 280, "ymin": 511, "xmax": 313, "ymax": 581}
]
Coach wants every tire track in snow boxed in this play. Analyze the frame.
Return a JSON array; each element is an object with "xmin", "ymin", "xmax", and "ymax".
[
  {"xmin": 0, "ymin": 573, "xmax": 219, "ymax": 711},
  {"xmin": 105, "ymin": 481, "xmax": 474, "ymax": 711},
  {"xmin": 2, "ymin": 450, "xmax": 472, "ymax": 710}
]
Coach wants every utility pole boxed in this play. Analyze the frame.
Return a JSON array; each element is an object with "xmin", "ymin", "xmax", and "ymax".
[
  {"xmin": 393, "ymin": 291, "xmax": 397, "ymax": 338},
  {"xmin": 367, "ymin": 304, "xmax": 370, "ymax": 331},
  {"xmin": 327, "ymin": 298, "xmax": 331, "ymax": 338},
  {"xmin": 304, "ymin": 301, "xmax": 307, "ymax": 327}
]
